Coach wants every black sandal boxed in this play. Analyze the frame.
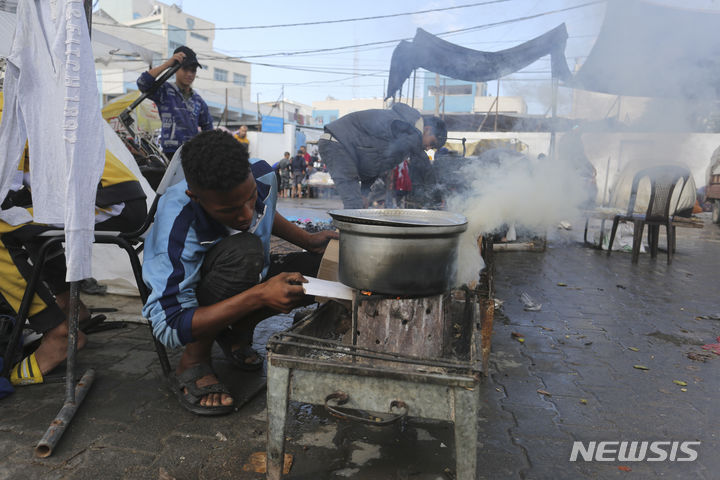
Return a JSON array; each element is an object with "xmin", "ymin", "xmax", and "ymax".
[
  {"xmin": 216, "ymin": 332, "xmax": 264, "ymax": 372},
  {"xmin": 170, "ymin": 364, "xmax": 234, "ymax": 416}
]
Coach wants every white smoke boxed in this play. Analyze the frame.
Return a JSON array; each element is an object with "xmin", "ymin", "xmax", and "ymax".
[{"xmin": 449, "ymin": 146, "xmax": 590, "ymax": 286}]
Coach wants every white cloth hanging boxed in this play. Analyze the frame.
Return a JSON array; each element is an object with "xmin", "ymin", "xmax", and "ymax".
[{"xmin": 0, "ymin": 0, "xmax": 105, "ymax": 281}]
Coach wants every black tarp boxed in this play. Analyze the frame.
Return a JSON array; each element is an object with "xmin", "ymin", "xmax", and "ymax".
[
  {"xmin": 571, "ymin": 0, "xmax": 720, "ymax": 99},
  {"xmin": 385, "ymin": 25, "xmax": 573, "ymax": 100}
]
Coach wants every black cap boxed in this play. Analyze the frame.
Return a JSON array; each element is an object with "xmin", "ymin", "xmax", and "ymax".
[{"xmin": 173, "ymin": 45, "xmax": 202, "ymax": 69}]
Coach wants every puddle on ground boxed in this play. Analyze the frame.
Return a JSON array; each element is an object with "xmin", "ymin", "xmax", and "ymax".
[
  {"xmin": 415, "ymin": 428, "xmax": 436, "ymax": 441},
  {"xmin": 296, "ymin": 424, "xmax": 338, "ymax": 449},
  {"xmin": 350, "ymin": 441, "xmax": 382, "ymax": 465},
  {"xmin": 333, "ymin": 468, "xmax": 360, "ymax": 477},
  {"xmin": 292, "ymin": 402, "xmax": 331, "ymax": 425}
]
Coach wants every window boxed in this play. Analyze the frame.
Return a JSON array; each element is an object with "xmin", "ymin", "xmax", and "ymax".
[
  {"xmin": 428, "ymin": 84, "xmax": 472, "ymax": 96},
  {"xmin": 214, "ymin": 68, "xmax": 228, "ymax": 82},
  {"xmin": 168, "ymin": 40, "xmax": 183, "ymax": 54},
  {"xmin": 233, "ymin": 73, "xmax": 247, "ymax": 86},
  {"xmin": 190, "ymin": 32, "xmax": 208, "ymax": 42}
]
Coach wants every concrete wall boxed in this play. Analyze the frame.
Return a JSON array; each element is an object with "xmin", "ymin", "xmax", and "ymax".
[
  {"xmin": 247, "ymin": 124, "xmax": 296, "ymax": 164},
  {"xmin": 473, "ymin": 96, "xmax": 528, "ymax": 115}
]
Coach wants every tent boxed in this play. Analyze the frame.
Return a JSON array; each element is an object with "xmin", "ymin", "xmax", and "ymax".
[
  {"xmin": 102, "ymin": 90, "xmax": 161, "ymax": 134},
  {"xmin": 385, "ymin": 25, "xmax": 572, "ymax": 100},
  {"xmin": 571, "ymin": 0, "xmax": 720, "ymax": 99}
]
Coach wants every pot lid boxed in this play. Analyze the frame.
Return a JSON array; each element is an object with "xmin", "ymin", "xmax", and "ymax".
[{"xmin": 329, "ymin": 209, "xmax": 467, "ymax": 227}]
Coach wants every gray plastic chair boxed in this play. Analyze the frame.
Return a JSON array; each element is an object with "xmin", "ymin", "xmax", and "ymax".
[{"xmin": 607, "ymin": 165, "xmax": 691, "ymax": 264}]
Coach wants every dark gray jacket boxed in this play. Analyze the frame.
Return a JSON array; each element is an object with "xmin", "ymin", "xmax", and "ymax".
[{"xmin": 324, "ymin": 103, "xmax": 435, "ymax": 187}]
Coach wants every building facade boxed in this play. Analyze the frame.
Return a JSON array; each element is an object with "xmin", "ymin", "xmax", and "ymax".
[{"xmin": 94, "ymin": 0, "xmax": 255, "ymax": 126}]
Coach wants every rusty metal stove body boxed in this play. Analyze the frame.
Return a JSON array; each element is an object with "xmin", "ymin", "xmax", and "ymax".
[{"xmin": 266, "ymin": 270, "xmax": 494, "ymax": 480}]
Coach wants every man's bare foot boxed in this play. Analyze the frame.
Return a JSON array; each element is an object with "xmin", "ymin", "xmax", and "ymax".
[
  {"xmin": 33, "ymin": 321, "xmax": 87, "ymax": 375},
  {"xmin": 55, "ymin": 291, "xmax": 91, "ymax": 324}
]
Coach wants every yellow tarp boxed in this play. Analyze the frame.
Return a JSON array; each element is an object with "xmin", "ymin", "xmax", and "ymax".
[
  {"xmin": 445, "ymin": 138, "xmax": 528, "ymax": 156},
  {"xmin": 101, "ymin": 90, "xmax": 161, "ymax": 133}
]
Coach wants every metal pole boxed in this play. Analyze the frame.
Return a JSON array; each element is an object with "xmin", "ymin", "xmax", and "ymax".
[
  {"xmin": 257, "ymin": 93, "xmax": 261, "ymax": 128},
  {"xmin": 549, "ymin": 78, "xmax": 559, "ymax": 160},
  {"xmin": 65, "ymin": 282, "xmax": 80, "ymax": 402},
  {"xmin": 411, "ymin": 70, "xmax": 416, "ymax": 108},
  {"xmin": 35, "ymin": 369, "xmax": 96, "ymax": 458},
  {"xmin": 601, "ymin": 155, "xmax": 612, "ymax": 207},
  {"xmin": 34, "ymin": 1, "xmax": 98, "ymax": 458},
  {"xmin": 442, "ymin": 78, "xmax": 446, "ymax": 120},
  {"xmin": 494, "ymin": 79, "xmax": 500, "ymax": 132},
  {"xmin": 223, "ymin": 88, "xmax": 228, "ymax": 127}
]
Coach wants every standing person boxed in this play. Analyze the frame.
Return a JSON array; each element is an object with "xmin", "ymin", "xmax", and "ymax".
[
  {"xmin": 136, "ymin": 46, "xmax": 213, "ymax": 158},
  {"xmin": 276, "ymin": 152, "xmax": 291, "ymax": 198},
  {"xmin": 318, "ymin": 103, "xmax": 446, "ymax": 209},
  {"xmin": 142, "ymin": 130, "xmax": 336, "ymax": 415},
  {"xmin": 234, "ymin": 125, "xmax": 249, "ymax": 150},
  {"xmin": 305, "ymin": 162, "xmax": 316, "ymax": 199},
  {"xmin": 392, "ymin": 158, "xmax": 412, "ymax": 208},
  {"xmin": 291, "ymin": 149, "xmax": 306, "ymax": 198},
  {"xmin": 299, "ymin": 145, "xmax": 311, "ymax": 167}
]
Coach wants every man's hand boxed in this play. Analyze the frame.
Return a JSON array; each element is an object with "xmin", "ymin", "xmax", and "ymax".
[
  {"xmin": 147, "ymin": 52, "xmax": 186, "ymax": 79},
  {"xmin": 258, "ymin": 272, "xmax": 307, "ymax": 313},
  {"xmin": 170, "ymin": 51, "xmax": 186, "ymax": 67},
  {"xmin": 272, "ymin": 213, "xmax": 339, "ymax": 254},
  {"xmin": 303, "ymin": 230, "xmax": 339, "ymax": 254}
]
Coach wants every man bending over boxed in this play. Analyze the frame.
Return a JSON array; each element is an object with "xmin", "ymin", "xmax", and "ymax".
[{"xmin": 142, "ymin": 130, "xmax": 336, "ymax": 416}]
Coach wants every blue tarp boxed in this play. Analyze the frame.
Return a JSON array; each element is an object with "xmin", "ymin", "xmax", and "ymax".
[{"xmin": 385, "ymin": 25, "xmax": 572, "ymax": 100}]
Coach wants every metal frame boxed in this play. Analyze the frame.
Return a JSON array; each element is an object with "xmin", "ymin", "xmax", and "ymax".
[
  {"xmin": 265, "ymin": 286, "xmax": 493, "ymax": 479},
  {"xmin": 0, "ymin": 229, "xmax": 170, "ymax": 457}
]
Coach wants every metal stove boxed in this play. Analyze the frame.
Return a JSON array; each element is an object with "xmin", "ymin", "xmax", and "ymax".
[{"xmin": 266, "ymin": 241, "xmax": 494, "ymax": 480}]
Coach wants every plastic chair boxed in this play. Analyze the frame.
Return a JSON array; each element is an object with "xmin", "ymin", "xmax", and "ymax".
[
  {"xmin": 606, "ymin": 165, "xmax": 690, "ymax": 264},
  {"xmin": 0, "ymin": 151, "xmax": 184, "ymax": 456}
]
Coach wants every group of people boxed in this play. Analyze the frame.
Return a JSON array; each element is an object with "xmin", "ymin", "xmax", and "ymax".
[
  {"xmin": 275, "ymin": 146, "xmax": 326, "ymax": 199},
  {"xmin": 0, "ymin": 44, "xmax": 448, "ymax": 415}
]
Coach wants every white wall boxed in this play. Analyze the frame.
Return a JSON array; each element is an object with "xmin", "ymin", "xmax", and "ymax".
[
  {"xmin": 446, "ymin": 130, "xmax": 719, "ymax": 203},
  {"xmin": 247, "ymin": 124, "xmax": 296, "ymax": 164}
]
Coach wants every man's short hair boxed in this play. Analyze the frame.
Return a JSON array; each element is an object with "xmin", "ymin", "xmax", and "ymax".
[
  {"xmin": 424, "ymin": 116, "xmax": 448, "ymax": 149},
  {"xmin": 182, "ymin": 130, "xmax": 250, "ymax": 191}
]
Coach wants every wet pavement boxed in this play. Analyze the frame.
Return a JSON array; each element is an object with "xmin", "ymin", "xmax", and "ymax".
[{"xmin": 1, "ymin": 200, "xmax": 719, "ymax": 479}]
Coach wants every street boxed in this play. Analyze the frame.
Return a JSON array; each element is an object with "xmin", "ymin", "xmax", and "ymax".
[{"xmin": 1, "ymin": 203, "xmax": 718, "ymax": 479}]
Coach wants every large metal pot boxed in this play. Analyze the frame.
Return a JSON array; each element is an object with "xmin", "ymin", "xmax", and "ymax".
[{"xmin": 329, "ymin": 209, "xmax": 468, "ymax": 295}]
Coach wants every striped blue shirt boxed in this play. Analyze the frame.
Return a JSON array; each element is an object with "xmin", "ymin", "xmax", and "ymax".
[{"xmin": 141, "ymin": 159, "xmax": 277, "ymax": 348}]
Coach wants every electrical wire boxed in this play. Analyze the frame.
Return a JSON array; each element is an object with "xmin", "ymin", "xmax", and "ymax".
[
  {"xmin": 219, "ymin": 1, "xmax": 604, "ymax": 60},
  {"xmin": 93, "ymin": 0, "xmax": 511, "ymax": 31}
]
